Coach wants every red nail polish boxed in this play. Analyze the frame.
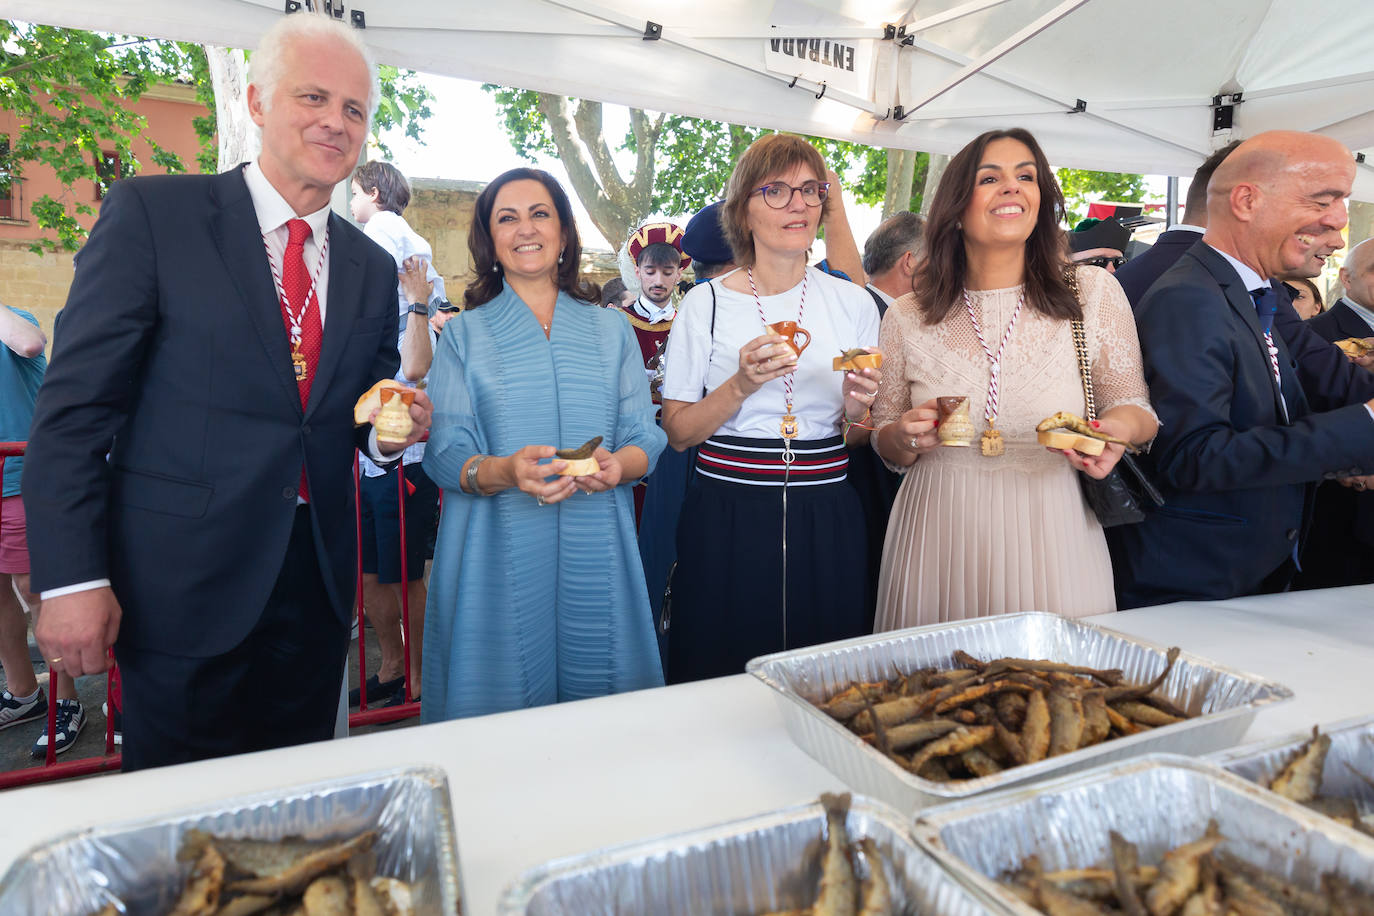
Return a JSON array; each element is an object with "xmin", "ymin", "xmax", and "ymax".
[
  {"xmin": 1090, "ymin": 420, "xmax": 1100, "ymax": 428},
  {"xmin": 933, "ymin": 420, "xmax": 940, "ymax": 428}
]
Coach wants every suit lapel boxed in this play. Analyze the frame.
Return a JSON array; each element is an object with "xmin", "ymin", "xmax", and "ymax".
[
  {"xmin": 306, "ymin": 212, "xmax": 365, "ymax": 422},
  {"xmin": 1190, "ymin": 244, "xmax": 1290, "ymax": 423},
  {"xmin": 1337, "ymin": 301, "xmax": 1372, "ymax": 340},
  {"xmin": 210, "ymin": 168, "xmax": 302, "ymax": 417}
]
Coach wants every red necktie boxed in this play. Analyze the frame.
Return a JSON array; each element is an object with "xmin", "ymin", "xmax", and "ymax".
[{"xmin": 281, "ymin": 217, "xmax": 324, "ymax": 501}]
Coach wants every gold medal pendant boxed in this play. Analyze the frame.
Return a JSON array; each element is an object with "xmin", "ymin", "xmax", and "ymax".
[
  {"xmin": 980, "ymin": 426, "xmax": 1004, "ymax": 457},
  {"xmin": 780, "ymin": 413, "xmax": 799, "ymax": 440},
  {"xmin": 291, "ymin": 346, "xmax": 308, "ymax": 383}
]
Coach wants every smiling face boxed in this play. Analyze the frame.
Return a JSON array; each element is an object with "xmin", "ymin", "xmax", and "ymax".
[
  {"xmin": 248, "ymin": 33, "xmax": 371, "ymax": 215},
  {"xmin": 489, "ymin": 178, "xmax": 563, "ymax": 282},
  {"xmin": 745, "ymin": 164, "xmax": 823, "ymax": 261},
  {"xmin": 960, "ymin": 138, "xmax": 1041, "ymax": 254}
]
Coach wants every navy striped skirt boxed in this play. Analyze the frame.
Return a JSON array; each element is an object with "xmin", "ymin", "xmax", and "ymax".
[{"xmin": 666, "ymin": 435, "xmax": 869, "ymax": 684}]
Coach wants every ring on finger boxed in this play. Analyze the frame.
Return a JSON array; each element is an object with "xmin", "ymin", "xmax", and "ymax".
[
  {"xmin": 535, "ymin": 494, "xmax": 546, "ymax": 507},
  {"xmin": 908, "ymin": 436, "xmax": 919, "ymax": 449}
]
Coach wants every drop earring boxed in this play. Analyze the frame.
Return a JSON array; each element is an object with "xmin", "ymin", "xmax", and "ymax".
[
  {"xmin": 492, "ymin": 262, "xmax": 499, "ymax": 273},
  {"xmin": 558, "ymin": 250, "xmax": 565, "ymax": 265}
]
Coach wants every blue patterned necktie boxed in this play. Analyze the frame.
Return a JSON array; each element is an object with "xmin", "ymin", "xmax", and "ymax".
[{"xmin": 1250, "ymin": 286, "xmax": 1277, "ymax": 333}]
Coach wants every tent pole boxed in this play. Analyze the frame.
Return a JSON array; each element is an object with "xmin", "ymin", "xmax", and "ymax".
[{"xmin": 1166, "ymin": 176, "xmax": 1180, "ymax": 227}]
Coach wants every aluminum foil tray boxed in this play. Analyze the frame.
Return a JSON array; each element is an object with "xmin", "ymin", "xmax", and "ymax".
[
  {"xmin": 1209, "ymin": 713, "xmax": 1374, "ymax": 839},
  {"xmin": 746, "ymin": 612, "xmax": 1292, "ymax": 813},
  {"xmin": 0, "ymin": 765, "xmax": 462, "ymax": 916},
  {"xmin": 913, "ymin": 754, "xmax": 1374, "ymax": 915},
  {"xmin": 498, "ymin": 794, "xmax": 1002, "ymax": 915}
]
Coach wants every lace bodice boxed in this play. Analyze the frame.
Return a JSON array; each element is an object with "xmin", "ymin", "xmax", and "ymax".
[{"xmin": 871, "ymin": 266, "xmax": 1155, "ymax": 474}]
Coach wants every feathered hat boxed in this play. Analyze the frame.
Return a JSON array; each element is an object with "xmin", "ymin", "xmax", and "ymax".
[{"xmin": 627, "ymin": 221, "xmax": 692, "ymax": 270}]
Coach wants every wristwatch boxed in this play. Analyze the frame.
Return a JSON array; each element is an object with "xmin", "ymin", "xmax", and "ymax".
[{"xmin": 407, "ymin": 302, "xmax": 429, "ymax": 317}]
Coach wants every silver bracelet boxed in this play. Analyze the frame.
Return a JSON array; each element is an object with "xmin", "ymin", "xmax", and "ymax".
[{"xmin": 465, "ymin": 454, "xmax": 491, "ymax": 495}]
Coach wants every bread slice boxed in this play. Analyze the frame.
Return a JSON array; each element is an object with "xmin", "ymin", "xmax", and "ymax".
[
  {"xmin": 833, "ymin": 348, "xmax": 884, "ymax": 372},
  {"xmin": 1037, "ymin": 428, "xmax": 1106, "ymax": 456},
  {"xmin": 1336, "ymin": 337, "xmax": 1374, "ymax": 358},
  {"xmin": 353, "ymin": 379, "xmax": 408, "ymax": 426},
  {"xmin": 557, "ymin": 457, "xmax": 601, "ymax": 477}
]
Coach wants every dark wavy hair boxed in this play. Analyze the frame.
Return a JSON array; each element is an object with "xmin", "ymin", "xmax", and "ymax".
[
  {"xmin": 913, "ymin": 128, "xmax": 1078, "ymax": 325},
  {"xmin": 463, "ymin": 167, "xmax": 600, "ymax": 309}
]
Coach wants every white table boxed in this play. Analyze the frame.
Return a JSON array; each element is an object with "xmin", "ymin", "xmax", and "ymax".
[{"xmin": 1, "ymin": 586, "xmax": 1370, "ymax": 913}]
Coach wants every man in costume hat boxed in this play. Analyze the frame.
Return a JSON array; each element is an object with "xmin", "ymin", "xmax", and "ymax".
[{"xmin": 620, "ymin": 221, "xmax": 692, "ymax": 394}]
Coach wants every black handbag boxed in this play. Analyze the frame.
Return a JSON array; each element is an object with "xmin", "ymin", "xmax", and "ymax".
[{"xmin": 1066, "ymin": 273, "xmax": 1163, "ymax": 528}]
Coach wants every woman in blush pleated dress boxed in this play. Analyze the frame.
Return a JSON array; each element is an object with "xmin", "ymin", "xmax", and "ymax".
[
  {"xmin": 869, "ymin": 128, "xmax": 1158, "ymax": 628},
  {"xmin": 420, "ymin": 168, "xmax": 666, "ymax": 721}
]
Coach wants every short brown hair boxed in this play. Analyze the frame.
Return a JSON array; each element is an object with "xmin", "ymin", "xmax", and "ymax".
[
  {"xmin": 721, "ymin": 134, "xmax": 832, "ymax": 267},
  {"xmin": 353, "ymin": 160, "xmax": 411, "ymax": 215}
]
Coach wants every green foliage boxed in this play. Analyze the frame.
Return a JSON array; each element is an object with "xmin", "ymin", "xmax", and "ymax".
[
  {"xmin": 372, "ymin": 65, "xmax": 434, "ymax": 159},
  {"xmin": 0, "ymin": 24, "xmax": 434, "ymax": 252},
  {"xmin": 1056, "ymin": 167, "xmax": 1145, "ymax": 226},
  {"xmin": 482, "ymin": 83, "xmax": 935, "ymax": 228},
  {"xmin": 0, "ymin": 22, "xmax": 202, "ymax": 251}
]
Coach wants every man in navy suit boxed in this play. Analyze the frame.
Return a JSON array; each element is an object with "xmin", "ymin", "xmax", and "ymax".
[
  {"xmin": 22, "ymin": 12, "xmax": 431, "ymax": 769},
  {"xmin": 1294, "ymin": 238, "xmax": 1374, "ymax": 587},
  {"xmin": 1111, "ymin": 131, "xmax": 1374, "ymax": 609},
  {"xmin": 1114, "ymin": 143, "xmax": 1238, "ymax": 310}
]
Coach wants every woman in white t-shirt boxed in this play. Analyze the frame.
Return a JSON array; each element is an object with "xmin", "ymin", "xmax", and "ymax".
[{"xmin": 660, "ymin": 134, "xmax": 882, "ymax": 683}]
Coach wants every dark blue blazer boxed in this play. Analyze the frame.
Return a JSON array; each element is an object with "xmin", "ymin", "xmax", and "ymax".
[
  {"xmin": 1108, "ymin": 241, "xmax": 1374, "ymax": 608},
  {"xmin": 23, "ymin": 167, "xmax": 400, "ymax": 656},
  {"xmin": 1114, "ymin": 229, "xmax": 1202, "ymax": 309},
  {"xmin": 1301, "ymin": 299, "xmax": 1374, "ymax": 548}
]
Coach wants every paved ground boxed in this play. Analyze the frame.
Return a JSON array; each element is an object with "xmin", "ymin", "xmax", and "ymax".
[{"xmin": 0, "ymin": 623, "xmax": 418, "ymax": 780}]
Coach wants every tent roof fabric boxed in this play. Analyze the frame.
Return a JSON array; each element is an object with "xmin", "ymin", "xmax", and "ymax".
[{"xmin": 5, "ymin": 0, "xmax": 1374, "ymax": 196}]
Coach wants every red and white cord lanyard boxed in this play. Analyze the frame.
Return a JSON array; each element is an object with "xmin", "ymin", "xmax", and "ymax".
[
  {"xmin": 262, "ymin": 225, "xmax": 330, "ymax": 360},
  {"xmin": 749, "ymin": 266, "xmax": 809, "ymax": 457},
  {"xmin": 964, "ymin": 288, "xmax": 1025, "ymax": 434}
]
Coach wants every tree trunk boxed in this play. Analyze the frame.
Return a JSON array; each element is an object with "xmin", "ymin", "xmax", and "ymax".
[
  {"xmin": 920, "ymin": 153, "xmax": 950, "ymax": 217},
  {"xmin": 205, "ymin": 46, "xmax": 257, "ymax": 171},
  {"xmin": 535, "ymin": 92, "xmax": 645, "ymax": 247},
  {"xmin": 882, "ymin": 148, "xmax": 916, "ymax": 220}
]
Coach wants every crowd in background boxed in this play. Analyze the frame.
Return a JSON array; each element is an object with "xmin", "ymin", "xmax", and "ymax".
[{"xmin": 0, "ymin": 9, "xmax": 1371, "ymax": 771}]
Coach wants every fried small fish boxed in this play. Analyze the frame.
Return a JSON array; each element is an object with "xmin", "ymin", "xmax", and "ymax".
[
  {"xmin": 1268, "ymin": 726, "xmax": 1331, "ymax": 803},
  {"xmin": 169, "ymin": 842, "xmax": 226, "ymax": 916},
  {"xmin": 1109, "ymin": 830, "xmax": 1148, "ymax": 916},
  {"xmin": 1104, "ymin": 704, "xmax": 1146, "ymax": 736},
  {"xmin": 1048, "ymin": 686, "xmax": 1085, "ymax": 758},
  {"xmin": 960, "ymin": 746, "xmax": 1003, "ymax": 777},
  {"xmin": 301, "ymin": 875, "xmax": 348, "ymax": 916},
  {"xmin": 868, "ymin": 718, "xmax": 961, "ymax": 752},
  {"xmin": 856, "ymin": 837, "xmax": 891, "ymax": 916},
  {"xmin": 1102, "ymin": 648, "xmax": 1181, "ymax": 705},
  {"xmin": 849, "ymin": 694, "xmax": 927, "ymax": 734},
  {"xmin": 225, "ymin": 831, "xmax": 377, "ymax": 897},
  {"xmin": 1022, "ymin": 690, "xmax": 1052, "ymax": 764},
  {"xmin": 814, "ymin": 793, "xmax": 857, "ymax": 916},
  {"xmin": 214, "ymin": 896, "xmax": 277, "ymax": 916},
  {"xmin": 819, "ymin": 683, "xmax": 886, "ymax": 721},
  {"xmin": 1143, "ymin": 831, "xmax": 1223, "ymax": 916},
  {"xmin": 1080, "ymin": 691, "xmax": 1111, "ymax": 748},
  {"xmin": 996, "ymin": 692, "xmax": 1028, "ymax": 730},
  {"xmin": 1029, "ymin": 858, "xmax": 1113, "ymax": 916},
  {"xmin": 554, "ymin": 436, "xmax": 602, "ymax": 460},
  {"xmin": 995, "ymin": 719, "xmax": 1029, "ymax": 766},
  {"xmin": 907, "ymin": 725, "xmax": 995, "ymax": 774},
  {"xmin": 1035, "ymin": 411, "xmax": 1138, "ymax": 452},
  {"xmin": 1112, "ymin": 700, "xmax": 1184, "ymax": 728}
]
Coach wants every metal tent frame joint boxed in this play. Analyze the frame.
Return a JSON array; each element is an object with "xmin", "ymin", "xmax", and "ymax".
[
  {"xmin": 1211, "ymin": 92, "xmax": 1242, "ymax": 132},
  {"xmin": 643, "ymin": 20, "xmax": 662, "ymax": 40},
  {"xmin": 1067, "ymin": 98, "xmax": 1086, "ymax": 114}
]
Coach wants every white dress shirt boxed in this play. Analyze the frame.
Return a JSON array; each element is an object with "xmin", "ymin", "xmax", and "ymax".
[{"xmin": 631, "ymin": 295, "xmax": 675, "ymax": 325}]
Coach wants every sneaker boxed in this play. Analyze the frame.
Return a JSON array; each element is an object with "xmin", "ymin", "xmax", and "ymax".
[
  {"xmin": 0, "ymin": 688, "xmax": 45, "ymax": 731},
  {"xmin": 31, "ymin": 699, "xmax": 85, "ymax": 758},
  {"xmin": 348, "ymin": 674, "xmax": 405, "ymax": 707},
  {"xmin": 382, "ymin": 689, "xmax": 418, "ymax": 708},
  {"xmin": 101, "ymin": 701, "xmax": 124, "ymax": 746}
]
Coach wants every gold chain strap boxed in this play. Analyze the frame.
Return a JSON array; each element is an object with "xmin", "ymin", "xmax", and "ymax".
[{"xmin": 1064, "ymin": 266, "xmax": 1097, "ymax": 421}]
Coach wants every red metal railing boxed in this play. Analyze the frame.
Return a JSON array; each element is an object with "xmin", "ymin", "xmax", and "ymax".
[{"xmin": 0, "ymin": 439, "xmax": 429, "ymax": 789}]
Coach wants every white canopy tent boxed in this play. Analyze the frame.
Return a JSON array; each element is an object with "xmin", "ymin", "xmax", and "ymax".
[{"xmin": 5, "ymin": 0, "xmax": 1374, "ymax": 197}]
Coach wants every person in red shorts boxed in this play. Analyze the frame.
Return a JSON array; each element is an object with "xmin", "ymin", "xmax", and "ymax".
[{"xmin": 0, "ymin": 304, "xmax": 86, "ymax": 756}]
